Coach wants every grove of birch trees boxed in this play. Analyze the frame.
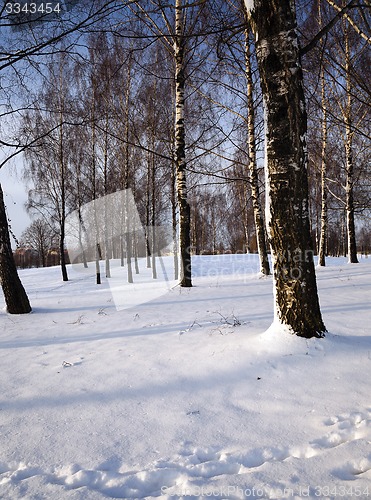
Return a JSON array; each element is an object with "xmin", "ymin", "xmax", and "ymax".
[{"xmin": 0, "ymin": 0, "xmax": 370, "ymax": 336}]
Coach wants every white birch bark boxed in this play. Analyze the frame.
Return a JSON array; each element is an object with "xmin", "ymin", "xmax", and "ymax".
[
  {"xmin": 246, "ymin": 0, "xmax": 326, "ymax": 338},
  {"xmin": 344, "ymin": 26, "xmax": 359, "ymax": 264},
  {"xmin": 244, "ymin": 25, "xmax": 270, "ymax": 275},
  {"xmin": 103, "ymin": 113, "xmax": 111, "ymax": 278},
  {"xmin": 175, "ymin": 0, "xmax": 192, "ymax": 287},
  {"xmin": 318, "ymin": 66, "xmax": 328, "ymax": 267}
]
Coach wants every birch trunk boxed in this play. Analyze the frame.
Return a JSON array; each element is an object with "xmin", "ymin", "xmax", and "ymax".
[
  {"xmin": 344, "ymin": 27, "xmax": 358, "ymax": 264},
  {"xmin": 120, "ymin": 235, "xmax": 125, "ymax": 267},
  {"xmin": 149, "ymin": 73, "xmax": 158, "ymax": 279},
  {"xmin": 103, "ymin": 113, "xmax": 111, "ymax": 278},
  {"xmin": 244, "ymin": 25, "xmax": 270, "ymax": 275},
  {"xmin": 59, "ymin": 103, "xmax": 68, "ymax": 282},
  {"xmin": 246, "ymin": 0, "xmax": 326, "ymax": 338},
  {"xmin": 318, "ymin": 67, "xmax": 328, "ymax": 267},
  {"xmin": 77, "ymin": 170, "xmax": 88, "ymax": 268},
  {"xmin": 145, "ymin": 163, "xmax": 151, "ymax": 269},
  {"xmin": 124, "ymin": 53, "xmax": 134, "ymax": 282},
  {"xmin": 175, "ymin": 0, "xmax": 192, "ymax": 287},
  {"xmin": 126, "ymin": 231, "xmax": 133, "ymax": 283},
  {"xmin": 171, "ymin": 158, "xmax": 179, "ymax": 280},
  {"xmin": 151, "ymin": 160, "xmax": 157, "ymax": 279},
  {"xmin": 134, "ymin": 231, "xmax": 140, "ymax": 274},
  {"xmin": 0, "ymin": 183, "xmax": 32, "ymax": 314},
  {"xmin": 91, "ymin": 99, "xmax": 101, "ymax": 285}
]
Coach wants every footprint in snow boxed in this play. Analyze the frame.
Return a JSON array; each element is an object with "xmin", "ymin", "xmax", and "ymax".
[
  {"xmin": 2, "ymin": 408, "xmax": 369, "ymax": 498},
  {"xmin": 312, "ymin": 409, "xmax": 370, "ymax": 450}
]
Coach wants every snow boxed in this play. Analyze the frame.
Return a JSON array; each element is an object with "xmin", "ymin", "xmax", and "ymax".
[{"xmin": 0, "ymin": 254, "xmax": 370, "ymax": 499}]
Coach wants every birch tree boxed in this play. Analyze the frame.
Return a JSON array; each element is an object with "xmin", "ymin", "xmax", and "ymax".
[
  {"xmin": 128, "ymin": 0, "xmax": 211, "ymax": 287},
  {"xmin": 343, "ymin": 22, "xmax": 359, "ymax": 263},
  {"xmin": 174, "ymin": 0, "xmax": 192, "ymax": 286},
  {"xmin": 317, "ymin": 2, "xmax": 329, "ymax": 267},
  {"xmin": 316, "ymin": 5, "xmax": 369, "ymax": 264},
  {"xmin": 245, "ymin": 0, "xmax": 326, "ymax": 338},
  {"xmin": 0, "ymin": 0, "xmax": 127, "ymax": 311},
  {"xmin": 243, "ymin": 20, "xmax": 270, "ymax": 275},
  {"xmin": 24, "ymin": 53, "xmax": 75, "ymax": 282},
  {"xmin": 318, "ymin": 64, "xmax": 328, "ymax": 267}
]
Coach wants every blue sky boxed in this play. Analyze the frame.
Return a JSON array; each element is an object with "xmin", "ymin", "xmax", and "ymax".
[{"xmin": 0, "ymin": 160, "xmax": 31, "ymax": 244}]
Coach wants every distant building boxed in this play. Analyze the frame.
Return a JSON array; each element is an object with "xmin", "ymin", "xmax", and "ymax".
[
  {"xmin": 13, "ymin": 247, "xmax": 70, "ymax": 268},
  {"xmin": 13, "ymin": 248, "xmax": 40, "ymax": 268}
]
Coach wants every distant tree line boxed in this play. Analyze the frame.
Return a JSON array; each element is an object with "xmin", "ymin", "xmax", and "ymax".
[{"xmin": 13, "ymin": 0, "xmax": 369, "ymax": 264}]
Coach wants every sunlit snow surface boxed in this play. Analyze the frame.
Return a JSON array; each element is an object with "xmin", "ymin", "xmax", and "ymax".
[{"xmin": 0, "ymin": 255, "xmax": 370, "ymax": 499}]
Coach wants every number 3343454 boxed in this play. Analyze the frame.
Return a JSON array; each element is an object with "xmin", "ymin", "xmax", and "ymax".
[{"xmin": 5, "ymin": 3, "xmax": 61, "ymax": 14}]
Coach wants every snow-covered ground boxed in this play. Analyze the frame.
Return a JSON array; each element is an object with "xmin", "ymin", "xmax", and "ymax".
[{"xmin": 0, "ymin": 254, "xmax": 370, "ymax": 499}]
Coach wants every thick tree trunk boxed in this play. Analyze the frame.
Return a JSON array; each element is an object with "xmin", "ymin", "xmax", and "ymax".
[
  {"xmin": 318, "ymin": 68, "xmax": 328, "ymax": 267},
  {"xmin": 0, "ymin": 184, "xmax": 32, "ymax": 314},
  {"xmin": 246, "ymin": 0, "xmax": 326, "ymax": 338},
  {"xmin": 244, "ymin": 26, "xmax": 270, "ymax": 275},
  {"xmin": 175, "ymin": 0, "xmax": 192, "ymax": 287}
]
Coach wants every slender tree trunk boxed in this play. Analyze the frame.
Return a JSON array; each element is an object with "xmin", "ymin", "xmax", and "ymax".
[
  {"xmin": 76, "ymin": 161, "xmax": 88, "ymax": 268},
  {"xmin": 122, "ymin": 51, "xmax": 134, "ymax": 284},
  {"xmin": 151, "ymin": 178, "xmax": 157, "ymax": 279},
  {"xmin": 145, "ymin": 164, "xmax": 151, "ymax": 269},
  {"xmin": 318, "ymin": 67, "xmax": 328, "ymax": 267},
  {"xmin": 59, "ymin": 221, "xmax": 68, "ymax": 281},
  {"xmin": 345, "ymin": 129, "xmax": 358, "ymax": 263},
  {"xmin": 341, "ymin": 212, "xmax": 347, "ymax": 257},
  {"xmin": 126, "ymin": 231, "xmax": 133, "ymax": 283},
  {"xmin": 150, "ymin": 62, "xmax": 158, "ymax": 279},
  {"xmin": 0, "ymin": 184, "xmax": 32, "ymax": 314},
  {"xmin": 244, "ymin": 25, "xmax": 270, "ymax": 275},
  {"xmin": 59, "ymin": 192, "xmax": 68, "ymax": 283},
  {"xmin": 171, "ymin": 159, "xmax": 179, "ymax": 280},
  {"xmin": 41, "ymin": 241, "xmax": 46, "ymax": 268},
  {"xmin": 133, "ymin": 230, "xmax": 140, "ymax": 274},
  {"xmin": 103, "ymin": 114, "xmax": 111, "ymax": 278},
  {"xmin": 175, "ymin": 0, "xmax": 192, "ymax": 287},
  {"xmin": 59, "ymin": 108, "xmax": 68, "ymax": 282},
  {"xmin": 246, "ymin": 0, "xmax": 326, "ymax": 338},
  {"xmin": 244, "ymin": 225, "xmax": 250, "ymax": 253},
  {"xmin": 93, "ymin": 151, "xmax": 101, "ymax": 285},
  {"xmin": 78, "ymin": 231, "xmax": 88, "ymax": 268},
  {"xmin": 91, "ymin": 98, "xmax": 101, "ymax": 285},
  {"xmin": 344, "ymin": 27, "xmax": 358, "ymax": 264},
  {"xmin": 95, "ymin": 242, "xmax": 101, "ymax": 285},
  {"xmin": 120, "ymin": 234, "xmax": 125, "ymax": 267},
  {"xmin": 235, "ymin": 178, "xmax": 251, "ymax": 253},
  {"xmin": 123, "ymin": 188, "xmax": 133, "ymax": 283}
]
